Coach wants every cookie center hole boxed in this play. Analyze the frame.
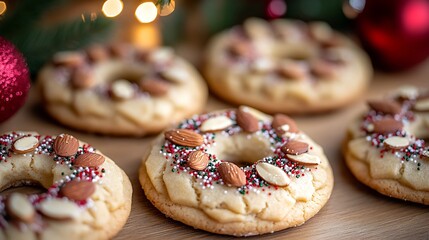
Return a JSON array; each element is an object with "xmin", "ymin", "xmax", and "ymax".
[
  {"xmin": 0, "ymin": 181, "xmax": 45, "ymax": 197},
  {"xmin": 209, "ymin": 135, "xmax": 272, "ymax": 167}
]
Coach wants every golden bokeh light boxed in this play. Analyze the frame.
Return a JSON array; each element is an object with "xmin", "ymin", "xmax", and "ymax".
[
  {"xmin": 0, "ymin": 1, "xmax": 7, "ymax": 16},
  {"xmin": 135, "ymin": 2, "xmax": 158, "ymax": 23},
  {"xmin": 102, "ymin": 0, "xmax": 123, "ymax": 18}
]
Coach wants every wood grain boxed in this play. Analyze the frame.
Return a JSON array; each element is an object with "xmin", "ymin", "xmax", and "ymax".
[{"xmin": 1, "ymin": 60, "xmax": 429, "ymax": 239}]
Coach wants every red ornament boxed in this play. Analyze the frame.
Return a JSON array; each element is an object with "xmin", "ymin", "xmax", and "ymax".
[
  {"xmin": 355, "ymin": 0, "xmax": 429, "ymax": 71},
  {"xmin": 0, "ymin": 37, "xmax": 31, "ymax": 123}
]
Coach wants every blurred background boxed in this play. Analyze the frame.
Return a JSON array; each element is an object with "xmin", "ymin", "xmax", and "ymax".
[{"xmin": 0, "ymin": 0, "xmax": 428, "ymax": 75}]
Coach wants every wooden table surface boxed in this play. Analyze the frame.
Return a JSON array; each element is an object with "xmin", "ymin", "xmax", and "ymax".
[{"xmin": 1, "ymin": 61, "xmax": 429, "ymax": 239}]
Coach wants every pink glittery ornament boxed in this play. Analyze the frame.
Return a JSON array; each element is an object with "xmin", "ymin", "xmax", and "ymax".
[{"xmin": 0, "ymin": 37, "xmax": 31, "ymax": 123}]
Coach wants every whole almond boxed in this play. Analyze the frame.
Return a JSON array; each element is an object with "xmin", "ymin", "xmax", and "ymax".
[
  {"xmin": 218, "ymin": 162, "xmax": 246, "ymax": 187},
  {"xmin": 278, "ymin": 61, "xmax": 308, "ymax": 80},
  {"xmin": 287, "ymin": 153, "xmax": 321, "ymax": 165},
  {"xmin": 6, "ymin": 193, "xmax": 35, "ymax": 223},
  {"xmin": 12, "ymin": 136, "xmax": 39, "ymax": 154},
  {"xmin": 281, "ymin": 140, "xmax": 309, "ymax": 155},
  {"xmin": 200, "ymin": 116, "xmax": 233, "ymax": 133},
  {"xmin": 187, "ymin": 150, "xmax": 209, "ymax": 170},
  {"xmin": 272, "ymin": 114, "xmax": 299, "ymax": 136},
  {"xmin": 72, "ymin": 65, "xmax": 96, "ymax": 89},
  {"xmin": 368, "ymin": 100, "xmax": 402, "ymax": 115},
  {"xmin": 54, "ymin": 134, "xmax": 79, "ymax": 157},
  {"xmin": 60, "ymin": 181, "xmax": 96, "ymax": 201},
  {"xmin": 372, "ymin": 117, "xmax": 403, "ymax": 134},
  {"xmin": 164, "ymin": 129, "xmax": 204, "ymax": 147},
  {"xmin": 74, "ymin": 152, "xmax": 105, "ymax": 168},
  {"xmin": 52, "ymin": 51, "xmax": 85, "ymax": 67},
  {"xmin": 256, "ymin": 162, "xmax": 290, "ymax": 187},
  {"xmin": 109, "ymin": 44, "xmax": 132, "ymax": 59},
  {"xmin": 384, "ymin": 136, "xmax": 410, "ymax": 150},
  {"xmin": 140, "ymin": 78, "xmax": 169, "ymax": 96},
  {"xmin": 38, "ymin": 199, "xmax": 80, "ymax": 220},
  {"xmin": 86, "ymin": 45, "xmax": 109, "ymax": 62},
  {"xmin": 310, "ymin": 59, "xmax": 335, "ymax": 78},
  {"xmin": 236, "ymin": 108, "xmax": 260, "ymax": 133}
]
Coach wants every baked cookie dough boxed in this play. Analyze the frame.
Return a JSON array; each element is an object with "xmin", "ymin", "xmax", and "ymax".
[
  {"xmin": 38, "ymin": 44, "xmax": 208, "ymax": 136},
  {"xmin": 204, "ymin": 18, "xmax": 372, "ymax": 114},
  {"xmin": 0, "ymin": 131, "xmax": 132, "ymax": 239},
  {"xmin": 140, "ymin": 106, "xmax": 334, "ymax": 236},
  {"xmin": 345, "ymin": 86, "xmax": 429, "ymax": 204}
]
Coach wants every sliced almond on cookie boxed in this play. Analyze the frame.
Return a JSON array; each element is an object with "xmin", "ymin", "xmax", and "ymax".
[
  {"xmin": 256, "ymin": 162, "xmax": 290, "ymax": 187},
  {"xmin": 200, "ymin": 116, "xmax": 233, "ymax": 133},
  {"xmin": 372, "ymin": 117, "xmax": 403, "ymax": 134},
  {"xmin": 236, "ymin": 108, "xmax": 260, "ymax": 133},
  {"xmin": 12, "ymin": 136, "xmax": 39, "ymax": 154},
  {"xmin": 54, "ymin": 134, "xmax": 79, "ymax": 157},
  {"xmin": 74, "ymin": 153, "xmax": 105, "ymax": 168},
  {"xmin": 187, "ymin": 150, "xmax": 209, "ymax": 170},
  {"xmin": 368, "ymin": 100, "xmax": 402, "ymax": 115},
  {"xmin": 272, "ymin": 114, "xmax": 299, "ymax": 136},
  {"xmin": 238, "ymin": 106, "xmax": 271, "ymax": 122},
  {"xmin": 161, "ymin": 66, "xmax": 188, "ymax": 83},
  {"xmin": 164, "ymin": 129, "xmax": 204, "ymax": 147},
  {"xmin": 38, "ymin": 199, "xmax": 80, "ymax": 220},
  {"xmin": 60, "ymin": 181, "xmax": 96, "ymax": 201},
  {"xmin": 218, "ymin": 162, "xmax": 246, "ymax": 187},
  {"xmin": 286, "ymin": 153, "xmax": 321, "ymax": 165},
  {"xmin": 6, "ymin": 193, "xmax": 35, "ymax": 223},
  {"xmin": 384, "ymin": 136, "xmax": 410, "ymax": 150},
  {"xmin": 413, "ymin": 99, "xmax": 429, "ymax": 112},
  {"xmin": 111, "ymin": 79, "xmax": 135, "ymax": 100},
  {"xmin": 281, "ymin": 140, "xmax": 309, "ymax": 155}
]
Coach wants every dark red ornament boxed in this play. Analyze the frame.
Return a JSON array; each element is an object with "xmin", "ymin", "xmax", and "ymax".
[
  {"xmin": 355, "ymin": 0, "xmax": 429, "ymax": 71},
  {"xmin": 0, "ymin": 37, "xmax": 31, "ymax": 123}
]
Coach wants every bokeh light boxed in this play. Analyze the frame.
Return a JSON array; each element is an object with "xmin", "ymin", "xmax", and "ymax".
[
  {"xmin": 158, "ymin": 0, "xmax": 175, "ymax": 16},
  {"xmin": 267, "ymin": 0, "xmax": 287, "ymax": 18},
  {"xmin": 135, "ymin": 2, "xmax": 158, "ymax": 23},
  {"xmin": 0, "ymin": 1, "xmax": 6, "ymax": 16},
  {"xmin": 102, "ymin": 0, "xmax": 123, "ymax": 18}
]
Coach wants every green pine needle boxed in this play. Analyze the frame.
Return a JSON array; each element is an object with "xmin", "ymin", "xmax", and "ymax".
[{"xmin": 0, "ymin": 0, "xmax": 114, "ymax": 75}]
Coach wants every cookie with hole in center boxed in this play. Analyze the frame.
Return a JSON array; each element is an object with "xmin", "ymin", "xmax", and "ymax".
[
  {"xmin": 0, "ymin": 131, "xmax": 132, "ymax": 239},
  {"xmin": 38, "ymin": 44, "xmax": 207, "ymax": 136},
  {"xmin": 204, "ymin": 18, "xmax": 372, "ymax": 114},
  {"xmin": 344, "ymin": 86, "xmax": 429, "ymax": 204},
  {"xmin": 139, "ymin": 106, "xmax": 333, "ymax": 236}
]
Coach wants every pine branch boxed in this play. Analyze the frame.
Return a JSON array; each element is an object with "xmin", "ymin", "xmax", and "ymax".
[
  {"xmin": 156, "ymin": 0, "xmax": 172, "ymax": 11},
  {"xmin": 0, "ymin": 0, "xmax": 115, "ymax": 76},
  {"xmin": 20, "ymin": 15, "xmax": 114, "ymax": 74},
  {"xmin": 0, "ymin": 0, "xmax": 66, "ymax": 34}
]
